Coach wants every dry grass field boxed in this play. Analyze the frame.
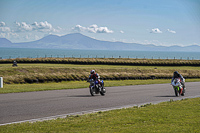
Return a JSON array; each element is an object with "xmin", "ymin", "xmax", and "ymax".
[{"xmin": 0, "ymin": 59, "xmax": 199, "ymax": 84}]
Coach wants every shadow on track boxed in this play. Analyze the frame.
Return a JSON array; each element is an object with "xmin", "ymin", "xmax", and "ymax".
[
  {"xmin": 155, "ymin": 95, "xmax": 177, "ymax": 97},
  {"xmin": 68, "ymin": 95, "xmax": 94, "ymax": 97}
]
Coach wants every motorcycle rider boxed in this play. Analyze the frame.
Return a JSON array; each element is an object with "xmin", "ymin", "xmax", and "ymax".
[
  {"xmin": 12, "ymin": 60, "xmax": 18, "ymax": 67},
  {"xmin": 171, "ymin": 71, "xmax": 186, "ymax": 92},
  {"xmin": 88, "ymin": 70, "xmax": 103, "ymax": 87}
]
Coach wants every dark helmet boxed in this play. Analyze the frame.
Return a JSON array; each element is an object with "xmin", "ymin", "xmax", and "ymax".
[
  {"xmin": 174, "ymin": 71, "xmax": 179, "ymax": 76},
  {"xmin": 90, "ymin": 70, "xmax": 95, "ymax": 74}
]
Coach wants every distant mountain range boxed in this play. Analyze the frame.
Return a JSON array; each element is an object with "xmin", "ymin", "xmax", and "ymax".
[{"xmin": 0, "ymin": 33, "xmax": 200, "ymax": 52}]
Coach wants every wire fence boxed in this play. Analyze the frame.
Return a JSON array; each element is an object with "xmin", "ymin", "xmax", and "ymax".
[{"xmin": 0, "ymin": 54, "xmax": 199, "ymax": 60}]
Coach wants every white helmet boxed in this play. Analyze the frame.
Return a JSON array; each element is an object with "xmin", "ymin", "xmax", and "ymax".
[{"xmin": 90, "ymin": 70, "xmax": 95, "ymax": 74}]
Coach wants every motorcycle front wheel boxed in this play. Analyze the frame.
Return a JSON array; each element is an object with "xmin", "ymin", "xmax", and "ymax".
[
  {"xmin": 90, "ymin": 86, "xmax": 95, "ymax": 96},
  {"xmin": 174, "ymin": 88, "xmax": 179, "ymax": 97}
]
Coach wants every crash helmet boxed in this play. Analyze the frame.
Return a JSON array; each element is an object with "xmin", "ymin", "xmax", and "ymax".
[
  {"xmin": 90, "ymin": 70, "xmax": 95, "ymax": 74},
  {"xmin": 174, "ymin": 71, "xmax": 179, "ymax": 76}
]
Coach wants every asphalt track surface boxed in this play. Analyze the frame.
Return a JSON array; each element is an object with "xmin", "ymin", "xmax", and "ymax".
[{"xmin": 0, "ymin": 82, "xmax": 199, "ymax": 125}]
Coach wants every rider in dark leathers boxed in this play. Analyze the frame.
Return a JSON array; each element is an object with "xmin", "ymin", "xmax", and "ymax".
[
  {"xmin": 171, "ymin": 71, "xmax": 186, "ymax": 92},
  {"xmin": 12, "ymin": 60, "xmax": 18, "ymax": 67}
]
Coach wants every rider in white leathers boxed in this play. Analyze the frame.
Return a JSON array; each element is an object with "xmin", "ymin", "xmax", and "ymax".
[{"xmin": 171, "ymin": 71, "xmax": 186, "ymax": 93}]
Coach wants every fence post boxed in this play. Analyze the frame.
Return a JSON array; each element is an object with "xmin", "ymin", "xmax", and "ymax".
[{"xmin": 0, "ymin": 77, "xmax": 3, "ymax": 88}]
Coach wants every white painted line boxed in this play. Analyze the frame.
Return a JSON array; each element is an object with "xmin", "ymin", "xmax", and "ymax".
[{"xmin": 0, "ymin": 95, "xmax": 199, "ymax": 126}]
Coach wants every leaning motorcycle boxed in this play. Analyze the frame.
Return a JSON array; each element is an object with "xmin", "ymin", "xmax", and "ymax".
[
  {"xmin": 171, "ymin": 78, "xmax": 185, "ymax": 96},
  {"xmin": 88, "ymin": 78, "xmax": 106, "ymax": 96}
]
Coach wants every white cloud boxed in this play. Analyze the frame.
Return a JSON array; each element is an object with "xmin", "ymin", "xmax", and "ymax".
[
  {"xmin": 0, "ymin": 27, "xmax": 11, "ymax": 32},
  {"xmin": 150, "ymin": 28, "xmax": 176, "ymax": 34},
  {"xmin": 167, "ymin": 29, "xmax": 176, "ymax": 33},
  {"xmin": 89, "ymin": 24, "xmax": 98, "ymax": 29},
  {"xmin": 120, "ymin": 30, "xmax": 124, "ymax": 33},
  {"xmin": 15, "ymin": 21, "xmax": 58, "ymax": 32},
  {"xmin": 0, "ymin": 32, "xmax": 19, "ymax": 39},
  {"xmin": 0, "ymin": 21, "xmax": 19, "ymax": 40},
  {"xmin": 88, "ymin": 24, "xmax": 99, "ymax": 33},
  {"xmin": 19, "ymin": 22, "xmax": 32, "ymax": 31},
  {"xmin": 0, "ymin": 22, "xmax": 6, "ymax": 27},
  {"xmin": 15, "ymin": 22, "xmax": 32, "ymax": 31},
  {"xmin": 0, "ymin": 22, "xmax": 11, "ymax": 33},
  {"xmin": 32, "ymin": 21, "xmax": 53, "ymax": 31},
  {"xmin": 57, "ymin": 26, "xmax": 62, "ymax": 30},
  {"xmin": 97, "ymin": 27, "xmax": 113, "ymax": 33},
  {"xmin": 73, "ymin": 25, "xmax": 87, "ymax": 32},
  {"xmin": 0, "ymin": 33, "xmax": 6, "ymax": 38},
  {"xmin": 72, "ymin": 24, "xmax": 114, "ymax": 33},
  {"xmin": 0, "ymin": 21, "xmax": 64, "ymax": 42},
  {"xmin": 151, "ymin": 28, "xmax": 162, "ymax": 33}
]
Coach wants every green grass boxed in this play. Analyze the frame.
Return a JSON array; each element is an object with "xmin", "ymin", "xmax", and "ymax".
[
  {"xmin": 1, "ymin": 79, "xmax": 200, "ymax": 94},
  {"xmin": 1, "ymin": 98, "xmax": 199, "ymax": 133}
]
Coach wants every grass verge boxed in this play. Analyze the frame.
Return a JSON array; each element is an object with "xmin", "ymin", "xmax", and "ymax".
[
  {"xmin": 1, "ymin": 79, "xmax": 200, "ymax": 94},
  {"xmin": 1, "ymin": 63, "xmax": 200, "ymax": 84},
  {"xmin": 1, "ymin": 57, "xmax": 200, "ymax": 66},
  {"xmin": 0, "ymin": 98, "xmax": 199, "ymax": 132}
]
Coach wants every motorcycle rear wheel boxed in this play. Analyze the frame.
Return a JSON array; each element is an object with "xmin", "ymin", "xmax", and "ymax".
[
  {"xmin": 181, "ymin": 88, "xmax": 185, "ymax": 96},
  {"xmin": 100, "ymin": 92, "xmax": 105, "ymax": 96},
  {"xmin": 100, "ymin": 86, "xmax": 106, "ymax": 96}
]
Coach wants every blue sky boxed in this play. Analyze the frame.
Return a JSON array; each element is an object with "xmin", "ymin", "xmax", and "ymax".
[{"xmin": 0, "ymin": 0, "xmax": 200, "ymax": 46}]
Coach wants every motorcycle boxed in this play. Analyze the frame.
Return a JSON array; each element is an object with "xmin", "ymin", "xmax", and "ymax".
[
  {"xmin": 88, "ymin": 78, "xmax": 106, "ymax": 96},
  {"xmin": 171, "ymin": 78, "xmax": 185, "ymax": 96}
]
